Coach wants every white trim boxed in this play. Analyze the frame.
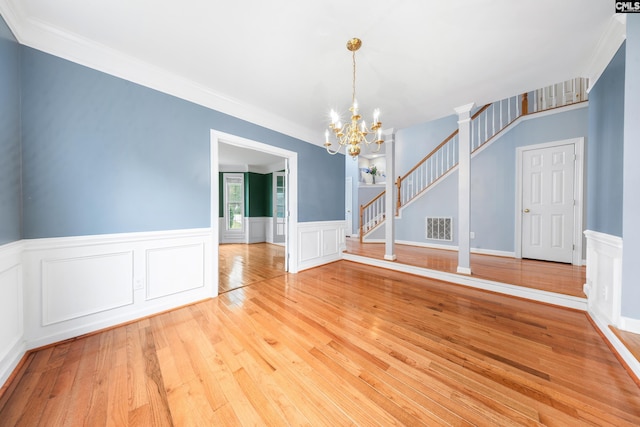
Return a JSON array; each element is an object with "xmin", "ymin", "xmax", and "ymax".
[
  {"xmin": 456, "ymin": 266, "xmax": 472, "ymax": 275},
  {"xmin": 222, "ymin": 172, "xmax": 245, "ymax": 235},
  {"xmin": 211, "ymin": 130, "xmax": 299, "ymax": 275},
  {"xmin": 0, "ymin": 241, "xmax": 25, "ymax": 387},
  {"xmin": 23, "ymin": 227, "xmax": 212, "ymax": 251},
  {"xmin": 395, "ymin": 239, "xmax": 515, "ymax": 258},
  {"xmin": 621, "ymin": 316, "xmax": 640, "ymax": 335},
  {"xmin": 589, "ymin": 310, "xmax": 640, "ymax": 383},
  {"xmin": 361, "ymin": 238, "xmax": 516, "ymax": 258},
  {"xmin": 515, "ymin": 137, "xmax": 585, "ymax": 266},
  {"xmin": 273, "ymin": 171, "xmax": 287, "ymax": 245},
  {"xmin": 585, "ymin": 14, "xmax": 627, "ymax": 91}
]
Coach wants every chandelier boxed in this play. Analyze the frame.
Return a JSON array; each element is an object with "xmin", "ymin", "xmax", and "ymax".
[{"xmin": 324, "ymin": 38, "xmax": 383, "ymax": 158}]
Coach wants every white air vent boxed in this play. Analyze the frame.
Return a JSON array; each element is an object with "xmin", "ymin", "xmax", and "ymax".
[{"xmin": 426, "ymin": 217, "xmax": 452, "ymax": 241}]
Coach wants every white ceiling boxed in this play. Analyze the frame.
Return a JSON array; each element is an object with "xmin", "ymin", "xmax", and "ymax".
[{"xmin": 0, "ymin": 0, "xmax": 620, "ymax": 155}]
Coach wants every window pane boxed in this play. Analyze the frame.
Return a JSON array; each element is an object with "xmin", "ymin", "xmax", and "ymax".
[
  {"xmin": 228, "ymin": 202, "xmax": 242, "ymax": 229},
  {"xmin": 227, "ymin": 181, "xmax": 243, "ymax": 203},
  {"xmin": 224, "ymin": 174, "xmax": 244, "ymax": 232}
]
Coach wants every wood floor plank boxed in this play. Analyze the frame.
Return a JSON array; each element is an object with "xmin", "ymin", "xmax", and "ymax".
[
  {"xmin": 1, "ymin": 246, "xmax": 639, "ymax": 426},
  {"xmin": 345, "ymin": 238, "xmax": 586, "ymax": 297}
]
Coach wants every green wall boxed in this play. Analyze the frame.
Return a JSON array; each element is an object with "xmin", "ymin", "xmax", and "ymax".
[{"xmin": 219, "ymin": 172, "xmax": 272, "ymax": 217}]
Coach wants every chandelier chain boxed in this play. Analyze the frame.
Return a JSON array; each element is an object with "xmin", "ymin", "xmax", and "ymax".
[{"xmin": 352, "ymin": 49, "xmax": 357, "ymax": 106}]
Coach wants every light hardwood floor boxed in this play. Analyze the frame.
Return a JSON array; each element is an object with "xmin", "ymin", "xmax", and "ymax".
[
  {"xmin": 218, "ymin": 243, "xmax": 286, "ymax": 293},
  {"xmin": 345, "ymin": 238, "xmax": 586, "ymax": 297},
  {"xmin": 1, "ymin": 247, "xmax": 639, "ymax": 426}
]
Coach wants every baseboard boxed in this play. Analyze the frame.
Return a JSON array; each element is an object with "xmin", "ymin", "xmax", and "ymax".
[
  {"xmin": 589, "ymin": 310, "xmax": 640, "ymax": 384},
  {"xmin": 368, "ymin": 239, "xmax": 516, "ymax": 258},
  {"xmin": 620, "ymin": 316, "xmax": 640, "ymax": 335}
]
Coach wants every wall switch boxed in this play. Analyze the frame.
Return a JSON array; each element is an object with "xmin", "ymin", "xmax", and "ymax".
[
  {"xmin": 470, "ymin": 232, "xmax": 475, "ymax": 239},
  {"xmin": 134, "ymin": 278, "xmax": 144, "ymax": 290}
]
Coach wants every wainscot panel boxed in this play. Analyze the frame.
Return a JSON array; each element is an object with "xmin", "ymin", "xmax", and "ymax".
[
  {"xmin": 146, "ymin": 243, "xmax": 205, "ymax": 300},
  {"xmin": 42, "ymin": 251, "xmax": 134, "ymax": 325},
  {"xmin": 297, "ymin": 221, "xmax": 346, "ymax": 271},
  {"xmin": 21, "ymin": 228, "xmax": 214, "ymax": 350},
  {"xmin": 582, "ymin": 230, "xmax": 640, "ymax": 380},
  {"xmin": 584, "ymin": 230, "xmax": 622, "ymax": 326}
]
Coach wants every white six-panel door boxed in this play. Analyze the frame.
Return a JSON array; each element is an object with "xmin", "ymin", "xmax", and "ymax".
[{"xmin": 520, "ymin": 143, "xmax": 576, "ymax": 263}]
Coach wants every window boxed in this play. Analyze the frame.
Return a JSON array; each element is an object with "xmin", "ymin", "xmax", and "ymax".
[{"xmin": 224, "ymin": 174, "xmax": 244, "ymax": 231}]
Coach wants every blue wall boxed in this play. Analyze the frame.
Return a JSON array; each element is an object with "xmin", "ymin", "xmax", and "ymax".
[
  {"xmin": 0, "ymin": 16, "xmax": 21, "ymax": 245},
  {"xmin": 20, "ymin": 47, "xmax": 344, "ymax": 238},
  {"xmin": 587, "ymin": 43, "xmax": 625, "ymax": 237},
  {"xmin": 395, "ymin": 114, "xmax": 459, "ymax": 173}
]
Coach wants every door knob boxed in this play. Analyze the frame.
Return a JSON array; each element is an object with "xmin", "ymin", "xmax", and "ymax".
[{"xmin": 523, "ymin": 209, "xmax": 530, "ymax": 213}]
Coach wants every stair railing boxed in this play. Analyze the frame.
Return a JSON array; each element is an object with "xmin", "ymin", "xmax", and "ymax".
[
  {"xmin": 359, "ymin": 77, "xmax": 588, "ymax": 240},
  {"xmin": 359, "ymin": 191, "xmax": 385, "ymax": 242}
]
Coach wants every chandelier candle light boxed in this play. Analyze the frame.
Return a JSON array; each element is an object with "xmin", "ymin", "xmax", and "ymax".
[{"xmin": 324, "ymin": 38, "xmax": 383, "ymax": 158}]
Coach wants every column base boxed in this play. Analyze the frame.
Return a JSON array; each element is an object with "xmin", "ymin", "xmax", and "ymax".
[{"xmin": 456, "ymin": 266, "xmax": 472, "ymax": 275}]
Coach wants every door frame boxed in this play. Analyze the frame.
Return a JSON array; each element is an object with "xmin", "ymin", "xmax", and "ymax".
[
  {"xmin": 345, "ymin": 176, "xmax": 353, "ymax": 237},
  {"xmin": 272, "ymin": 170, "xmax": 287, "ymax": 244},
  {"xmin": 515, "ymin": 137, "xmax": 584, "ymax": 266},
  {"xmin": 211, "ymin": 130, "xmax": 299, "ymax": 295}
]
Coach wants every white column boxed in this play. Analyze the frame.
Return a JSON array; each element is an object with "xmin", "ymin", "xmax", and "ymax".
[
  {"xmin": 455, "ymin": 103, "xmax": 475, "ymax": 275},
  {"xmin": 384, "ymin": 130, "xmax": 396, "ymax": 261}
]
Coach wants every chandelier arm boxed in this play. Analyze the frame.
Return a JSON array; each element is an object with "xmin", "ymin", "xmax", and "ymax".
[{"xmin": 325, "ymin": 143, "xmax": 342, "ymax": 155}]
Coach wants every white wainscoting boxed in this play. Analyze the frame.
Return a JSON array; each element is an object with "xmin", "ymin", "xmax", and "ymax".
[
  {"xmin": 219, "ymin": 217, "xmax": 246, "ymax": 244},
  {"xmin": 219, "ymin": 217, "xmax": 272, "ymax": 244},
  {"xmin": 297, "ymin": 221, "xmax": 346, "ymax": 271},
  {"xmin": 21, "ymin": 228, "xmax": 214, "ymax": 350},
  {"xmin": 265, "ymin": 219, "xmax": 275, "ymax": 244},
  {"xmin": 582, "ymin": 230, "xmax": 640, "ymax": 379},
  {"xmin": 247, "ymin": 217, "xmax": 269, "ymax": 243},
  {"xmin": 583, "ymin": 230, "xmax": 622, "ymax": 326},
  {"xmin": 0, "ymin": 241, "xmax": 25, "ymax": 387}
]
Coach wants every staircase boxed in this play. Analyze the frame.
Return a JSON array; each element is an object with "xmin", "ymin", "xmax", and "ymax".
[{"xmin": 359, "ymin": 78, "xmax": 588, "ymax": 241}]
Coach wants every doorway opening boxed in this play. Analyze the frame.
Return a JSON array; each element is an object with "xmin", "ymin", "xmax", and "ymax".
[{"xmin": 211, "ymin": 130, "xmax": 298, "ymax": 295}]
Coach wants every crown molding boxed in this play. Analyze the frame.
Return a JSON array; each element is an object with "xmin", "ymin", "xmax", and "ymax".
[
  {"xmin": 0, "ymin": 0, "xmax": 319, "ymax": 146},
  {"xmin": 585, "ymin": 14, "xmax": 626, "ymax": 91}
]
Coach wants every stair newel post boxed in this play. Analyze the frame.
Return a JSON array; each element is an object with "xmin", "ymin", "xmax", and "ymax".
[
  {"xmin": 521, "ymin": 92, "xmax": 529, "ymax": 116},
  {"xmin": 396, "ymin": 176, "xmax": 401, "ymax": 216}
]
